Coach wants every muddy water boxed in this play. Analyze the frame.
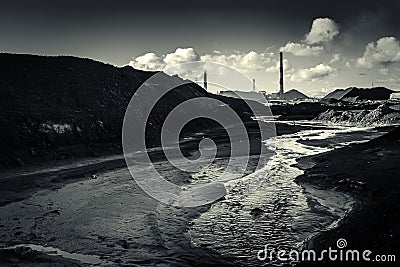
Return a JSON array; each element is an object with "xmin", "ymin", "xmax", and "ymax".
[
  {"xmin": 0, "ymin": 123, "xmax": 383, "ymax": 266},
  {"xmin": 187, "ymin": 123, "xmax": 383, "ymax": 266}
]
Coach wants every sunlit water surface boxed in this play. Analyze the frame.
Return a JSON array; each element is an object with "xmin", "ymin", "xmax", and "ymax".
[
  {"xmin": 186, "ymin": 122, "xmax": 382, "ymax": 266},
  {"xmin": 0, "ymin": 122, "xmax": 384, "ymax": 266}
]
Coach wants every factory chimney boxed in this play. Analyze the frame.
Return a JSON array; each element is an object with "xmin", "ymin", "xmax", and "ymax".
[
  {"xmin": 279, "ymin": 51, "xmax": 284, "ymax": 99},
  {"xmin": 252, "ymin": 79, "xmax": 256, "ymax": 92},
  {"xmin": 203, "ymin": 69, "xmax": 208, "ymax": 91}
]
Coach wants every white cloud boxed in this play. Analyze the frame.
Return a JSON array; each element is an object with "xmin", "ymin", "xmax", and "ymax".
[
  {"xmin": 279, "ymin": 18, "xmax": 338, "ymax": 58},
  {"xmin": 305, "ymin": 18, "xmax": 339, "ymax": 44},
  {"xmin": 281, "ymin": 42, "xmax": 324, "ymax": 56},
  {"xmin": 163, "ymin": 48, "xmax": 199, "ymax": 66},
  {"xmin": 200, "ymin": 50, "xmax": 273, "ymax": 72},
  {"xmin": 129, "ymin": 48, "xmax": 274, "ymax": 73},
  {"xmin": 265, "ymin": 58, "xmax": 292, "ymax": 74},
  {"xmin": 239, "ymin": 51, "xmax": 271, "ymax": 71},
  {"xmin": 129, "ymin": 48, "xmax": 199, "ymax": 70},
  {"xmin": 357, "ymin": 37, "xmax": 400, "ymax": 68},
  {"xmin": 129, "ymin": 52, "xmax": 165, "ymax": 70},
  {"xmin": 291, "ymin": 64, "xmax": 336, "ymax": 82},
  {"xmin": 330, "ymin": 53, "xmax": 341, "ymax": 63}
]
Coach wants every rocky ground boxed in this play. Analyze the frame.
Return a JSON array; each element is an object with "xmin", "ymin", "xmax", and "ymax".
[
  {"xmin": 295, "ymin": 126, "xmax": 400, "ymax": 266},
  {"xmin": 315, "ymin": 102, "xmax": 400, "ymax": 126},
  {"xmin": 0, "ymin": 53, "xmax": 266, "ymax": 169},
  {"xmin": 0, "ymin": 121, "xmax": 309, "ymax": 266}
]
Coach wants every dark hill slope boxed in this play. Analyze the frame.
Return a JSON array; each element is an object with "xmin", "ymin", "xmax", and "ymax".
[
  {"xmin": 0, "ymin": 53, "xmax": 260, "ymax": 167},
  {"xmin": 323, "ymin": 87, "xmax": 394, "ymax": 101},
  {"xmin": 283, "ymin": 89, "xmax": 309, "ymax": 100}
]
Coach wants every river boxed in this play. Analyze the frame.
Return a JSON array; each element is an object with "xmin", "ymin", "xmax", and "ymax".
[{"xmin": 0, "ymin": 121, "xmax": 384, "ymax": 266}]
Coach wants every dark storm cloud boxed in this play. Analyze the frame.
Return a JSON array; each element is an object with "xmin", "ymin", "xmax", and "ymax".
[
  {"xmin": 2, "ymin": 0, "xmax": 399, "ymax": 18},
  {"xmin": 1, "ymin": 0, "xmax": 399, "ymax": 65},
  {"xmin": 2, "ymin": 0, "xmax": 399, "ymax": 29}
]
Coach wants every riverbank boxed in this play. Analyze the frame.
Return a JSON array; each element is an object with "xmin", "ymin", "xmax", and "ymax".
[
  {"xmin": 0, "ymin": 147, "xmax": 239, "ymax": 266},
  {"xmin": 2, "ymin": 122, "xmax": 393, "ymax": 266},
  {"xmin": 0, "ymin": 165, "xmax": 238, "ymax": 267},
  {"xmin": 0, "ymin": 121, "xmax": 307, "ymax": 207},
  {"xmin": 295, "ymin": 126, "xmax": 400, "ymax": 266},
  {"xmin": 0, "ymin": 121, "xmax": 308, "ymax": 266}
]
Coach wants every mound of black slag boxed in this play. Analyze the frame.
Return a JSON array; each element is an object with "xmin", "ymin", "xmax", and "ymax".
[
  {"xmin": 283, "ymin": 89, "xmax": 309, "ymax": 101},
  {"xmin": 314, "ymin": 103, "xmax": 400, "ymax": 126},
  {"xmin": 0, "ymin": 53, "xmax": 260, "ymax": 167},
  {"xmin": 322, "ymin": 87, "xmax": 394, "ymax": 102}
]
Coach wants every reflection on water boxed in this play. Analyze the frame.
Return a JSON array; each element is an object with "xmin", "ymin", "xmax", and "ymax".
[
  {"xmin": 4, "ymin": 244, "xmax": 107, "ymax": 265},
  {"xmin": 0, "ymin": 122, "xmax": 385, "ymax": 266},
  {"xmin": 187, "ymin": 123, "xmax": 382, "ymax": 266}
]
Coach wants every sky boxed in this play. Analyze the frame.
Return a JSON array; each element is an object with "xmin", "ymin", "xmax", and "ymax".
[{"xmin": 1, "ymin": 0, "xmax": 400, "ymax": 96}]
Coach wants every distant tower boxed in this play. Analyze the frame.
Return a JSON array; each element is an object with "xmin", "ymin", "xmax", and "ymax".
[
  {"xmin": 279, "ymin": 51, "xmax": 284, "ymax": 99},
  {"xmin": 203, "ymin": 69, "xmax": 208, "ymax": 91},
  {"xmin": 252, "ymin": 79, "xmax": 256, "ymax": 92}
]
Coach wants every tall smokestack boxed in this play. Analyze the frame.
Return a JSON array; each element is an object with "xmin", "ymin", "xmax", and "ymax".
[
  {"xmin": 203, "ymin": 69, "xmax": 208, "ymax": 91},
  {"xmin": 252, "ymin": 78, "xmax": 256, "ymax": 92},
  {"xmin": 279, "ymin": 51, "xmax": 284, "ymax": 99}
]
